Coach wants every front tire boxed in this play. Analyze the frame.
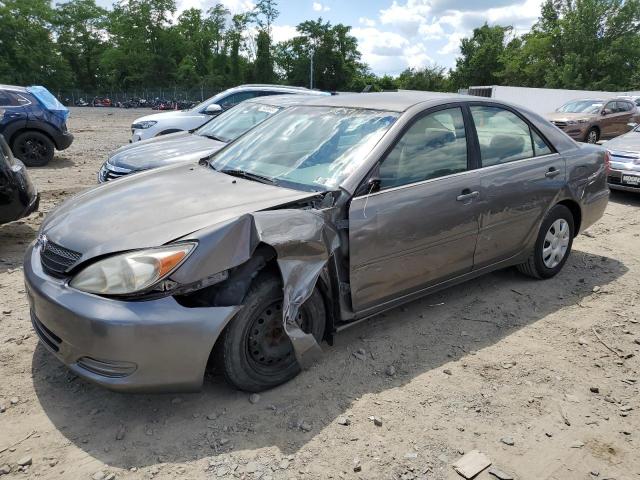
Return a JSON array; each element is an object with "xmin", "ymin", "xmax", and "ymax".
[
  {"xmin": 585, "ymin": 127, "xmax": 599, "ymax": 144},
  {"xmin": 12, "ymin": 131, "xmax": 55, "ymax": 166},
  {"xmin": 218, "ymin": 272, "xmax": 326, "ymax": 392},
  {"xmin": 517, "ymin": 204, "xmax": 574, "ymax": 279}
]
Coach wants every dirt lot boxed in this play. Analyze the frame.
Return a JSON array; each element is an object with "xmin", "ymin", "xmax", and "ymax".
[{"xmin": 1, "ymin": 107, "xmax": 639, "ymax": 480}]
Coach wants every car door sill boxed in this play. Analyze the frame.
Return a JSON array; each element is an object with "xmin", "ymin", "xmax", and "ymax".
[{"xmin": 338, "ymin": 254, "xmax": 526, "ymax": 331}]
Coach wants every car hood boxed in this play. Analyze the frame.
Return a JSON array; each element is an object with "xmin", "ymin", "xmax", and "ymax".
[
  {"xmin": 547, "ymin": 112, "xmax": 595, "ymax": 122},
  {"xmin": 134, "ymin": 110, "xmax": 205, "ymax": 123},
  {"xmin": 604, "ymin": 131, "xmax": 640, "ymax": 152},
  {"xmin": 108, "ymin": 132, "xmax": 226, "ymax": 170},
  {"xmin": 40, "ymin": 164, "xmax": 319, "ymax": 261}
]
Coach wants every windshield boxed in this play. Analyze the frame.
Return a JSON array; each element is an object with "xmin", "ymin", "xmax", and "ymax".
[
  {"xmin": 210, "ymin": 106, "xmax": 398, "ymax": 191},
  {"xmin": 197, "ymin": 102, "xmax": 282, "ymax": 143},
  {"xmin": 557, "ymin": 100, "xmax": 604, "ymax": 114}
]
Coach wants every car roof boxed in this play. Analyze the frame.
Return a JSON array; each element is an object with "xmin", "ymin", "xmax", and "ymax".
[
  {"xmin": 244, "ymin": 94, "xmax": 330, "ymax": 107},
  {"xmin": 0, "ymin": 84, "xmax": 28, "ymax": 93},
  {"xmin": 294, "ymin": 91, "xmax": 472, "ymax": 112},
  {"xmin": 225, "ymin": 84, "xmax": 328, "ymax": 96}
]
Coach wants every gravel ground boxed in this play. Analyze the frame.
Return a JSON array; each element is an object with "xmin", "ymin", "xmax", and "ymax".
[{"xmin": 0, "ymin": 107, "xmax": 639, "ymax": 480}]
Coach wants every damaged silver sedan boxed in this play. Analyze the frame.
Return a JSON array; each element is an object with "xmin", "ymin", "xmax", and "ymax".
[{"xmin": 24, "ymin": 92, "xmax": 609, "ymax": 392}]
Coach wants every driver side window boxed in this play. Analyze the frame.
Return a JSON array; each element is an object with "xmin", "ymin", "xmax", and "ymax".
[{"xmin": 379, "ymin": 107, "xmax": 468, "ymax": 190}]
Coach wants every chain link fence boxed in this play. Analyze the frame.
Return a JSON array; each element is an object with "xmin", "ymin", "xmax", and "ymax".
[{"xmin": 54, "ymin": 86, "xmax": 223, "ymax": 108}]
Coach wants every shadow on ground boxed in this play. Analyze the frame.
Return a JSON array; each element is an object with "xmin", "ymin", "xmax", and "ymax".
[
  {"xmin": 31, "ymin": 249, "xmax": 627, "ymax": 469},
  {"xmin": 0, "ymin": 220, "xmax": 36, "ymax": 274},
  {"xmin": 609, "ymin": 189, "xmax": 640, "ymax": 207}
]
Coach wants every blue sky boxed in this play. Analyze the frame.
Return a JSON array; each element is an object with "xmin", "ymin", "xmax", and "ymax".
[{"xmin": 95, "ymin": 0, "xmax": 546, "ymax": 75}]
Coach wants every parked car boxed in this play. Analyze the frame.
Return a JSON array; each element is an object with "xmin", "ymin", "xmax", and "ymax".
[
  {"xmin": 25, "ymin": 92, "xmax": 609, "ymax": 393},
  {"xmin": 547, "ymin": 98, "xmax": 640, "ymax": 144},
  {"xmin": 99, "ymin": 95, "xmax": 318, "ymax": 182},
  {"xmin": 603, "ymin": 124, "xmax": 640, "ymax": 192},
  {"xmin": 0, "ymin": 135, "xmax": 39, "ymax": 225},
  {"xmin": 0, "ymin": 85, "xmax": 73, "ymax": 166},
  {"xmin": 129, "ymin": 84, "xmax": 329, "ymax": 142}
]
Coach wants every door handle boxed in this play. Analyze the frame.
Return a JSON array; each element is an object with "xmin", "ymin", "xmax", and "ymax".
[
  {"xmin": 545, "ymin": 167, "xmax": 560, "ymax": 178},
  {"xmin": 456, "ymin": 190, "xmax": 479, "ymax": 201}
]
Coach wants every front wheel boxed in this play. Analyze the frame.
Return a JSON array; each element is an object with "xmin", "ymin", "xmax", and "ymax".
[
  {"xmin": 517, "ymin": 204, "xmax": 575, "ymax": 279},
  {"xmin": 12, "ymin": 131, "xmax": 55, "ymax": 167},
  {"xmin": 218, "ymin": 272, "xmax": 326, "ymax": 392},
  {"xmin": 585, "ymin": 128, "xmax": 599, "ymax": 144}
]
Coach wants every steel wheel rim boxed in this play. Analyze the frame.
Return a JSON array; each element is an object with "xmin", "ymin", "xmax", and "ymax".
[
  {"xmin": 542, "ymin": 218, "xmax": 570, "ymax": 268},
  {"xmin": 588, "ymin": 131, "xmax": 598, "ymax": 143},
  {"xmin": 246, "ymin": 300, "xmax": 309, "ymax": 373}
]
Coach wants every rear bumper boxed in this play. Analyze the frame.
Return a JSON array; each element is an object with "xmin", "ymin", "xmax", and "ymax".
[
  {"xmin": 24, "ymin": 243, "xmax": 240, "ymax": 392},
  {"xmin": 580, "ymin": 188, "xmax": 609, "ymax": 233}
]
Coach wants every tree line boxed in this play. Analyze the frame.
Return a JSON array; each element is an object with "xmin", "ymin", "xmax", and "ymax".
[{"xmin": 1, "ymin": 0, "xmax": 639, "ymax": 96}]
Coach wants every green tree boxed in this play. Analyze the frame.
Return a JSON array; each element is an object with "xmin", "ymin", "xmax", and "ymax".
[
  {"xmin": 0, "ymin": 0, "xmax": 70, "ymax": 89},
  {"xmin": 450, "ymin": 23, "xmax": 511, "ymax": 89},
  {"xmin": 275, "ymin": 19, "xmax": 363, "ymax": 91},
  {"xmin": 54, "ymin": 0, "xmax": 107, "ymax": 90},
  {"xmin": 396, "ymin": 66, "xmax": 450, "ymax": 91}
]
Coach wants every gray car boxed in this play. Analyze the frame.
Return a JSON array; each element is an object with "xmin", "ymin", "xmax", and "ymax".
[
  {"xmin": 603, "ymin": 125, "xmax": 640, "ymax": 192},
  {"xmin": 98, "ymin": 95, "xmax": 317, "ymax": 182},
  {"xmin": 24, "ymin": 92, "xmax": 609, "ymax": 393}
]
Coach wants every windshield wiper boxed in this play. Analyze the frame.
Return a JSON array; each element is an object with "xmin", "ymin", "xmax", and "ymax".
[
  {"xmin": 220, "ymin": 168, "xmax": 277, "ymax": 185},
  {"xmin": 199, "ymin": 133, "xmax": 227, "ymax": 142}
]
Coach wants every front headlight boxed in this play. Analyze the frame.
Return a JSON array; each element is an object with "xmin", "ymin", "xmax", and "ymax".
[
  {"xmin": 70, "ymin": 243, "xmax": 196, "ymax": 295},
  {"xmin": 131, "ymin": 120, "xmax": 157, "ymax": 129}
]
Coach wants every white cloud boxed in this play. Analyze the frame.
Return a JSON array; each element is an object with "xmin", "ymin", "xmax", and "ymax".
[
  {"xmin": 359, "ymin": 17, "xmax": 377, "ymax": 27},
  {"xmin": 379, "ymin": 0, "xmax": 431, "ymax": 37},
  {"xmin": 220, "ymin": 0, "xmax": 255, "ymax": 13},
  {"xmin": 312, "ymin": 2, "xmax": 330, "ymax": 12},
  {"xmin": 272, "ymin": 24, "xmax": 298, "ymax": 43}
]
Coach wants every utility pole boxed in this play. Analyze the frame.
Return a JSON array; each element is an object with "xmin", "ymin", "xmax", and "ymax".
[{"xmin": 310, "ymin": 49, "xmax": 314, "ymax": 90}]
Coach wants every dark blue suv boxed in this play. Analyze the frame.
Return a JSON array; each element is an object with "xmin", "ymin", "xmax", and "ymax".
[{"xmin": 0, "ymin": 85, "xmax": 73, "ymax": 166}]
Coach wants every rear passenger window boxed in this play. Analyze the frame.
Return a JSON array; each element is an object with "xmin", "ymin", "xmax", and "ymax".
[
  {"xmin": 379, "ymin": 107, "xmax": 467, "ymax": 189},
  {"xmin": 471, "ymin": 106, "xmax": 534, "ymax": 166},
  {"xmin": 532, "ymin": 130, "xmax": 552, "ymax": 156},
  {"xmin": 0, "ymin": 91, "xmax": 11, "ymax": 106},
  {"xmin": 219, "ymin": 91, "xmax": 258, "ymax": 108}
]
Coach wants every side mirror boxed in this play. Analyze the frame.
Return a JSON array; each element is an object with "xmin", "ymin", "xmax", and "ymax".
[
  {"xmin": 205, "ymin": 104, "xmax": 222, "ymax": 115},
  {"xmin": 627, "ymin": 122, "xmax": 638, "ymax": 129},
  {"xmin": 366, "ymin": 176, "xmax": 381, "ymax": 194},
  {"xmin": 601, "ymin": 108, "xmax": 612, "ymax": 116}
]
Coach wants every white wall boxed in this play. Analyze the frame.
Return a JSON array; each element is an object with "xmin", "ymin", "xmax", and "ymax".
[{"xmin": 474, "ymin": 85, "xmax": 640, "ymax": 116}]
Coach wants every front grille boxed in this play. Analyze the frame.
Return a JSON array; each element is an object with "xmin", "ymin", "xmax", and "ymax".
[
  {"xmin": 99, "ymin": 163, "xmax": 132, "ymax": 182},
  {"xmin": 551, "ymin": 121, "xmax": 567, "ymax": 129},
  {"xmin": 32, "ymin": 312, "xmax": 62, "ymax": 352},
  {"xmin": 40, "ymin": 240, "xmax": 81, "ymax": 277}
]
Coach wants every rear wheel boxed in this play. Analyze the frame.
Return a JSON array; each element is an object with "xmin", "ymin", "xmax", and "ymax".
[
  {"xmin": 12, "ymin": 131, "xmax": 55, "ymax": 166},
  {"xmin": 585, "ymin": 127, "xmax": 599, "ymax": 144},
  {"xmin": 517, "ymin": 204, "xmax": 574, "ymax": 279},
  {"xmin": 218, "ymin": 272, "xmax": 326, "ymax": 392}
]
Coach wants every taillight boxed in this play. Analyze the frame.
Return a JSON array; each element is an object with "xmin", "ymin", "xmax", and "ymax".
[{"xmin": 604, "ymin": 150, "xmax": 611, "ymax": 175}]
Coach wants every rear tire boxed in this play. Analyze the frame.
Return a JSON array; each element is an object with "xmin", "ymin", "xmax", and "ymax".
[
  {"xmin": 12, "ymin": 131, "xmax": 55, "ymax": 166},
  {"xmin": 517, "ymin": 204, "xmax": 575, "ymax": 279},
  {"xmin": 218, "ymin": 272, "xmax": 326, "ymax": 392}
]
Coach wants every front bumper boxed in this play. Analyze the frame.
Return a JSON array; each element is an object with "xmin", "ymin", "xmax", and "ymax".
[
  {"xmin": 608, "ymin": 159, "xmax": 640, "ymax": 193},
  {"xmin": 24, "ymin": 243, "xmax": 240, "ymax": 392},
  {"xmin": 551, "ymin": 122, "xmax": 588, "ymax": 141}
]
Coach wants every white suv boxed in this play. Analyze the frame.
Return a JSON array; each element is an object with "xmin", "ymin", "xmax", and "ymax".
[{"xmin": 130, "ymin": 84, "xmax": 328, "ymax": 142}]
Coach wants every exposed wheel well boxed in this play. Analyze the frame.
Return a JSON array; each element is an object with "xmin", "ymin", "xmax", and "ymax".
[
  {"xmin": 10, "ymin": 128, "xmax": 56, "ymax": 149},
  {"xmin": 557, "ymin": 199, "xmax": 582, "ymax": 236}
]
